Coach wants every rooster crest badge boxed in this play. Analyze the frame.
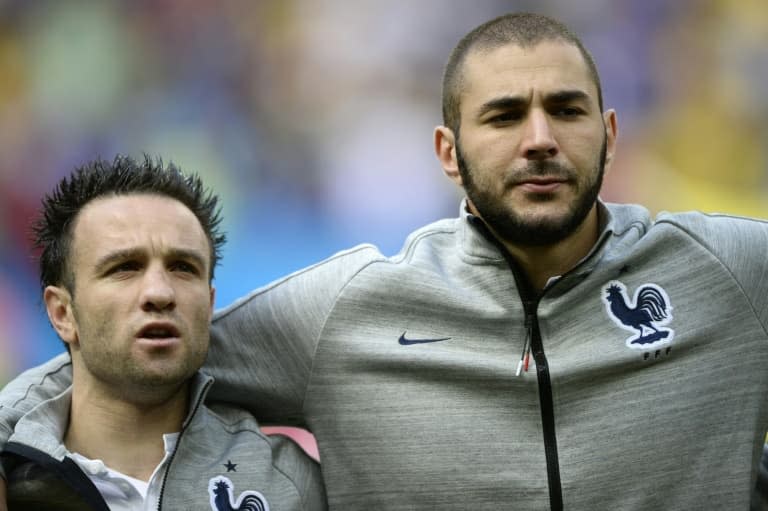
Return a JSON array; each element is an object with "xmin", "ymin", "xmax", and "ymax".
[
  {"xmin": 208, "ymin": 476, "xmax": 269, "ymax": 511},
  {"xmin": 602, "ymin": 281, "xmax": 674, "ymax": 349}
]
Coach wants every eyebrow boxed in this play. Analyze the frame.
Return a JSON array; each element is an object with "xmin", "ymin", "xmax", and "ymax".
[
  {"xmin": 545, "ymin": 89, "xmax": 590, "ymax": 104},
  {"xmin": 93, "ymin": 248, "xmax": 143, "ymax": 273},
  {"xmin": 94, "ymin": 247, "xmax": 208, "ymax": 273},
  {"xmin": 476, "ymin": 96, "xmax": 529, "ymax": 118},
  {"xmin": 476, "ymin": 89, "xmax": 591, "ymax": 118}
]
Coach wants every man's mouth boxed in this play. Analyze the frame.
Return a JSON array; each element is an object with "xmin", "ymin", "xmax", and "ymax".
[
  {"xmin": 136, "ymin": 322, "xmax": 181, "ymax": 342},
  {"xmin": 515, "ymin": 176, "xmax": 567, "ymax": 193}
]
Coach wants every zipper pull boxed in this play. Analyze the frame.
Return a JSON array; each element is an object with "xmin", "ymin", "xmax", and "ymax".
[{"xmin": 517, "ymin": 313, "xmax": 533, "ymax": 376}]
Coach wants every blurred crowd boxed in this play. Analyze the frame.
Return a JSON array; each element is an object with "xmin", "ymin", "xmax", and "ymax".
[{"xmin": 0, "ymin": 0, "xmax": 766, "ymax": 384}]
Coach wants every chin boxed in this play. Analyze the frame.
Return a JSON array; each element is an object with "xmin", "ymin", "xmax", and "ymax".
[{"xmin": 517, "ymin": 205, "xmax": 574, "ymax": 226}]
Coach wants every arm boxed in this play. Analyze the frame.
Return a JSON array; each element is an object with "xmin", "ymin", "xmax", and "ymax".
[
  {"xmin": 206, "ymin": 245, "xmax": 381, "ymax": 424},
  {"xmin": 0, "ymin": 353, "xmax": 72, "ymax": 480}
]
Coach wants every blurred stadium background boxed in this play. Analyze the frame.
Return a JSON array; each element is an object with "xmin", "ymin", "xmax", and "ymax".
[{"xmin": 0, "ymin": 0, "xmax": 766, "ymax": 385}]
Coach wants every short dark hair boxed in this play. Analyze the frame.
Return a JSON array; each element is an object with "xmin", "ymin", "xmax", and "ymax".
[
  {"xmin": 32, "ymin": 154, "xmax": 226, "ymax": 292},
  {"xmin": 441, "ymin": 12, "xmax": 604, "ymax": 135}
]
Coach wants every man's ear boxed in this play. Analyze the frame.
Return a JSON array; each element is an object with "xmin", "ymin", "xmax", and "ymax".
[
  {"xmin": 602, "ymin": 109, "xmax": 618, "ymax": 172},
  {"xmin": 434, "ymin": 126, "xmax": 463, "ymax": 186},
  {"xmin": 44, "ymin": 285, "xmax": 78, "ymax": 348}
]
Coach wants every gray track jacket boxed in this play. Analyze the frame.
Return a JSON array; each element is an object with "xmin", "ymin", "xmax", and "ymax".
[
  {"xmin": 2, "ymin": 201, "xmax": 768, "ymax": 509},
  {"xmin": 1, "ymin": 371, "xmax": 326, "ymax": 510}
]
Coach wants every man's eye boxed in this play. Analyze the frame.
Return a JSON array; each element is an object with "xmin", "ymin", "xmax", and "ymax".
[
  {"xmin": 171, "ymin": 261, "xmax": 199, "ymax": 274},
  {"xmin": 554, "ymin": 107, "xmax": 583, "ymax": 117},
  {"xmin": 109, "ymin": 261, "xmax": 141, "ymax": 274},
  {"xmin": 490, "ymin": 112, "xmax": 522, "ymax": 123}
]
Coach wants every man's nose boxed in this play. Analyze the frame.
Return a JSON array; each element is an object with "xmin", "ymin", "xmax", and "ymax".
[
  {"xmin": 140, "ymin": 267, "xmax": 176, "ymax": 312},
  {"xmin": 520, "ymin": 110, "xmax": 558, "ymax": 160}
]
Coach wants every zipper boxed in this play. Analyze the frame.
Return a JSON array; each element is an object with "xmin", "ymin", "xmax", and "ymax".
[
  {"xmin": 506, "ymin": 258, "xmax": 563, "ymax": 511},
  {"xmin": 156, "ymin": 378, "xmax": 213, "ymax": 510},
  {"xmin": 468, "ymin": 217, "xmax": 564, "ymax": 510},
  {"xmin": 523, "ymin": 300, "xmax": 563, "ymax": 511},
  {"xmin": 516, "ymin": 312, "xmax": 533, "ymax": 376},
  {"xmin": 468, "ymin": 211, "xmax": 613, "ymax": 510},
  {"xmin": 503, "ymin": 258, "xmax": 564, "ymax": 511}
]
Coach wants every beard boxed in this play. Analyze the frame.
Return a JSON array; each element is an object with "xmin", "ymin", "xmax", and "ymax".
[
  {"xmin": 71, "ymin": 304, "xmax": 208, "ymax": 405},
  {"xmin": 456, "ymin": 137, "xmax": 606, "ymax": 247}
]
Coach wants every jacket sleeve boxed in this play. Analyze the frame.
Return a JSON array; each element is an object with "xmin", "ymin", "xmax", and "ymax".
[
  {"xmin": 0, "ymin": 353, "xmax": 72, "ymax": 480},
  {"xmin": 206, "ymin": 245, "xmax": 382, "ymax": 426}
]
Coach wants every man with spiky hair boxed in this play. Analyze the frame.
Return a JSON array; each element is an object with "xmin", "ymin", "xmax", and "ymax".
[
  {"xmin": 3, "ymin": 12, "xmax": 768, "ymax": 510},
  {"xmin": 0, "ymin": 156, "xmax": 325, "ymax": 510}
]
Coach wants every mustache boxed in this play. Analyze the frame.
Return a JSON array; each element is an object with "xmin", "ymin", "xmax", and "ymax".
[{"xmin": 504, "ymin": 161, "xmax": 576, "ymax": 186}]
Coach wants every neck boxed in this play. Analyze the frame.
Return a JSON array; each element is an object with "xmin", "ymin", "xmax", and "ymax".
[
  {"xmin": 488, "ymin": 206, "xmax": 600, "ymax": 292},
  {"xmin": 65, "ymin": 375, "xmax": 190, "ymax": 481}
]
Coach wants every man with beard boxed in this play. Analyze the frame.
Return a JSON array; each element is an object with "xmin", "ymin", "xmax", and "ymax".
[
  {"xmin": 2, "ymin": 12, "xmax": 768, "ymax": 511},
  {"xmin": 0, "ymin": 156, "xmax": 325, "ymax": 510}
]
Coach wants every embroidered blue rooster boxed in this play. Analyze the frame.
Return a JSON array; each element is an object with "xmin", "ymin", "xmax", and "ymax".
[
  {"xmin": 209, "ymin": 477, "xmax": 269, "ymax": 511},
  {"xmin": 603, "ymin": 281, "xmax": 674, "ymax": 347}
]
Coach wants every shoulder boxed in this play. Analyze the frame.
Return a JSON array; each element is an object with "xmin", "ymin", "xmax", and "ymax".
[
  {"xmin": 212, "ymin": 243, "xmax": 385, "ymax": 321},
  {"xmin": 605, "ymin": 202, "xmax": 768, "ymax": 248},
  {"xmin": 1, "ymin": 353, "xmax": 72, "ymax": 409},
  {"xmin": 260, "ymin": 243, "xmax": 386, "ymax": 287},
  {"xmin": 192, "ymin": 402, "xmax": 321, "ymax": 477},
  {"xmin": 656, "ymin": 209, "xmax": 768, "ymax": 229},
  {"xmin": 200, "ymin": 400, "xmax": 270, "ymax": 435},
  {"xmin": 641, "ymin": 211, "xmax": 768, "ymax": 289},
  {"xmin": 653, "ymin": 210, "xmax": 768, "ymax": 248},
  {"xmin": 602, "ymin": 203, "xmax": 768, "ymax": 278},
  {"xmin": 198, "ymin": 403, "xmax": 325, "ymax": 502},
  {"xmin": 302, "ymin": 217, "xmax": 463, "ymax": 270},
  {"xmin": 390, "ymin": 217, "xmax": 463, "ymax": 261}
]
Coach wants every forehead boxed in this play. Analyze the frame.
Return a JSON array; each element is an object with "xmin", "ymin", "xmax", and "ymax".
[
  {"xmin": 71, "ymin": 194, "xmax": 210, "ymax": 265},
  {"xmin": 460, "ymin": 41, "xmax": 597, "ymax": 110}
]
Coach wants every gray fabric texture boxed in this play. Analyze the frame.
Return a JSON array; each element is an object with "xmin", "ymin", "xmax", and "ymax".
[{"xmin": 2, "ymin": 201, "xmax": 768, "ymax": 509}]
